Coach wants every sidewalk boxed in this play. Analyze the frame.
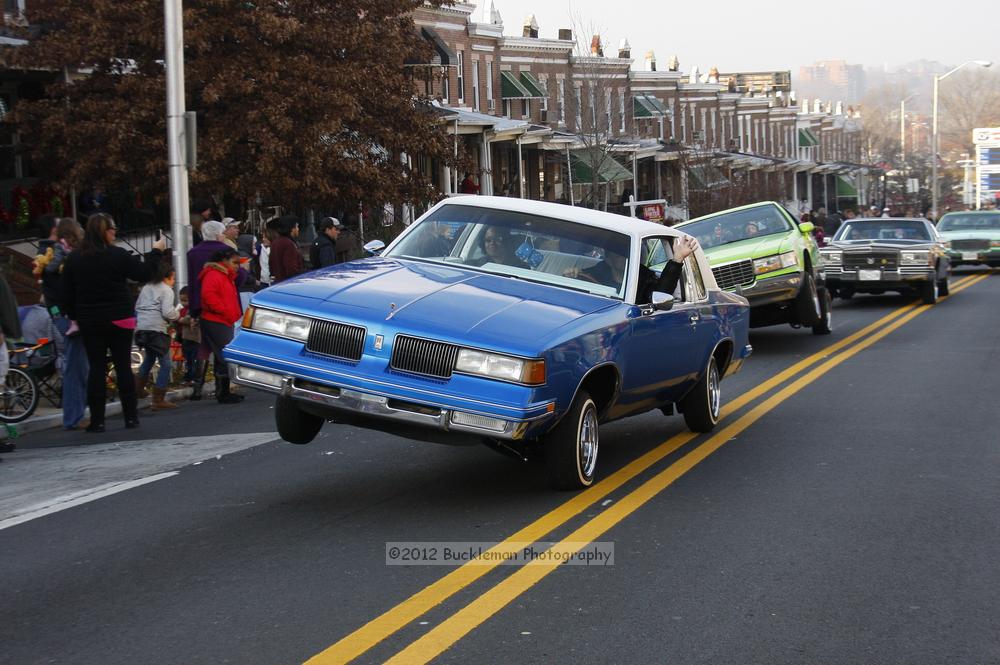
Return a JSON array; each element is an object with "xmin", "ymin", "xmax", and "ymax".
[{"xmin": 1, "ymin": 382, "xmax": 213, "ymax": 439}]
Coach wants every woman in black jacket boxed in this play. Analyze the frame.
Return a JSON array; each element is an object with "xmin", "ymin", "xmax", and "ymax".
[{"xmin": 61, "ymin": 214, "xmax": 167, "ymax": 432}]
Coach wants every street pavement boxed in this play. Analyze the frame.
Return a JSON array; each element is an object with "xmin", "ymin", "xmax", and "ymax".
[{"xmin": 0, "ymin": 268, "xmax": 997, "ymax": 664}]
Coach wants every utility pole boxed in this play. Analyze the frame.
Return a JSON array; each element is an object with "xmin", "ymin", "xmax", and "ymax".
[{"xmin": 164, "ymin": 0, "xmax": 191, "ymax": 292}]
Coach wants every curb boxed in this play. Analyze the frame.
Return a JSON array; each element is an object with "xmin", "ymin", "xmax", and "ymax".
[{"xmin": 3, "ymin": 382, "xmax": 216, "ymax": 437}]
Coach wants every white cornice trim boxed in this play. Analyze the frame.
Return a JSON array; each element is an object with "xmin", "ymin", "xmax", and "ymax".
[
  {"xmin": 469, "ymin": 24, "xmax": 504, "ymax": 38},
  {"xmin": 500, "ymin": 36, "xmax": 574, "ymax": 51}
]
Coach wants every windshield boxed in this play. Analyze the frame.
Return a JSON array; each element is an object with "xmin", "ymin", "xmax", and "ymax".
[
  {"xmin": 385, "ymin": 204, "xmax": 632, "ymax": 299},
  {"xmin": 680, "ymin": 205, "xmax": 793, "ymax": 249},
  {"xmin": 938, "ymin": 213, "xmax": 1000, "ymax": 232},
  {"xmin": 834, "ymin": 220, "xmax": 931, "ymax": 242}
]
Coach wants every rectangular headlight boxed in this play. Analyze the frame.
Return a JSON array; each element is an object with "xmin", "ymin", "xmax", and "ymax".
[
  {"xmin": 455, "ymin": 348, "xmax": 546, "ymax": 385},
  {"xmin": 820, "ymin": 250, "xmax": 842, "ymax": 265},
  {"xmin": 900, "ymin": 250, "xmax": 930, "ymax": 265},
  {"xmin": 247, "ymin": 307, "xmax": 312, "ymax": 342},
  {"xmin": 753, "ymin": 251, "xmax": 798, "ymax": 275}
]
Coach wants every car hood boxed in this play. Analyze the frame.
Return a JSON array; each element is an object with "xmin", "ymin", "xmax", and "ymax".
[
  {"xmin": 701, "ymin": 233, "xmax": 789, "ymax": 265},
  {"xmin": 938, "ymin": 229, "xmax": 1000, "ymax": 241},
  {"xmin": 256, "ymin": 258, "xmax": 618, "ymax": 352}
]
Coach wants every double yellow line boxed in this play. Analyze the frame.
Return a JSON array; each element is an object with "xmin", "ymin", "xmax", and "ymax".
[{"xmin": 307, "ymin": 270, "xmax": 992, "ymax": 665}]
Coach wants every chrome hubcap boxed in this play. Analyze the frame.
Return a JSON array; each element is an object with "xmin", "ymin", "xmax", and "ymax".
[
  {"xmin": 579, "ymin": 404, "xmax": 599, "ymax": 479},
  {"xmin": 708, "ymin": 364, "xmax": 721, "ymax": 420}
]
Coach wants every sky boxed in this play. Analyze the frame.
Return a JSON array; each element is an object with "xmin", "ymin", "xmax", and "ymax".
[{"xmin": 480, "ymin": 0, "xmax": 1000, "ymax": 74}]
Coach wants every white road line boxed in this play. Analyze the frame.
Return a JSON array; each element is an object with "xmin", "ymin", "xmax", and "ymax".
[{"xmin": 0, "ymin": 471, "xmax": 179, "ymax": 531}]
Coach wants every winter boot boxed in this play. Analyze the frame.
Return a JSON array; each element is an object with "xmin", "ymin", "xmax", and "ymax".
[
  {"xmin": 135, "ymin": 374, "xmax": 149, "ymax": 399},
  {"xmin": 151, "ymin": 387, "xmax": 178, "ymax": 411},
  {"xmin": 215, "ymin": 377, "xmax": 245, "ymax": 404},
  {"xmin": 189, "ymin": 360, "xmax": 207, "ymax": 401}
]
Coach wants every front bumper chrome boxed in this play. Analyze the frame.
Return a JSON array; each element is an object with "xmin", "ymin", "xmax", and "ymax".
[{"xmin": 231, "ymin": 365, "xmax": 552, "ymax": 441}]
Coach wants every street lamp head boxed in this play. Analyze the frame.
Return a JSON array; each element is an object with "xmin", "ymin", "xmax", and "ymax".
[{"xmin": 973, "ymin": 60, "xmax": 993, "ymax": 68}]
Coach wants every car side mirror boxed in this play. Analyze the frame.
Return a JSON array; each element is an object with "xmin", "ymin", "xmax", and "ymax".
[
  {"xmin": 363, "ymin": 240, "xmax": 385, "ymax": 256},
  {"xmin": 798, "ymin": 221, "xmax": 815, "ymax": 234},
  {"xmin": 651, "ymin": 291, "xmax": 674, "ymax": 311}
]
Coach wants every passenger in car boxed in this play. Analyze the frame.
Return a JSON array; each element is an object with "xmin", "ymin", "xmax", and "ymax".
[{"xmin": 470, "ymin": 227, "xmax": 528, "ymax": 268}]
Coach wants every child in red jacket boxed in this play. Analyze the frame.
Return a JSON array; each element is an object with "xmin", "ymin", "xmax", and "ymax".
[{"xmin": 198, "ymin": 248, "xmax": 244, "ymax": 404}]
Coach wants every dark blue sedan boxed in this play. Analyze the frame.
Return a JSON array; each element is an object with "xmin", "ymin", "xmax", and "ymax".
[{"xmin": 224, "ymin": 197, "xmax": 751, "ymax": 489}]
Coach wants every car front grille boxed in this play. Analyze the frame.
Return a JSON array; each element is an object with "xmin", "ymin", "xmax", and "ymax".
[
  {"xmin": 950, "ymin": 239, "xmax": 989, "ymax": 251},
  {"xmin": 843, "ymin": 251, "xmax": 899, "ymax": 270},
  {"xmin": 711, "ymin": 259, "xmax": 755, "ymax": 290},
  {"xmin": 305, "ymin": 319, "xmax": 366, "ymax": 361},
  {"xmin": 390, "ymin": 336, "xmax": 460, "ymax": 379}
]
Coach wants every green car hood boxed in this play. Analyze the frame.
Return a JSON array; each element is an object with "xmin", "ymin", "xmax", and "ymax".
[
  {"xmin": 938, "ymin": 229, "xmax": 1000, "ymax": 241},
  {"xmin": 701, "ymin": 233, "xmax": 791, "ymax": 265}
]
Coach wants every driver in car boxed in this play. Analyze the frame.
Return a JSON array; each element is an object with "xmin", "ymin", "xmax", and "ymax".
[{"xmin": 566, "ymin": 236, "xmax": 699, "ymax": 301}]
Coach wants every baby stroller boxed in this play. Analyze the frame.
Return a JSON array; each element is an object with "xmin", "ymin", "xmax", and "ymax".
[{"xmin": 0, "ymin": 338, "xmax": 59, "ymax": 423}]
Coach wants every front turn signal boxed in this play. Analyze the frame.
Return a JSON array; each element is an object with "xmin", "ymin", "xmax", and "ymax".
[
  {"xmin": 241, "ymin": 306, "xmax": 256, "ymax": 329},
  {"xmin": 523, "ymin": 359, "xmax": 547, "ymax": 385}
]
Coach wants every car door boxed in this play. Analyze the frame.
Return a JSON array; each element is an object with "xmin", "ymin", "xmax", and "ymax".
[{"xmin": 618, "ymin": 237, "xmax": 708, "ymax": 413}]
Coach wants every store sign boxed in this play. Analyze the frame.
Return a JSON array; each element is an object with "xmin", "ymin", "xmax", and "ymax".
[
  {"xmin": 973, "ymin": 128, "xmax": 1000, "ymax": 202},
  {"xmin": 641, "ymin": 203, "xmax": 665, "ymax": 223}
]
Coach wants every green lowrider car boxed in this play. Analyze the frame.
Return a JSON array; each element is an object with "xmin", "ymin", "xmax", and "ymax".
[
  {"xmin": 676, "ymin": 201, "xmax": 831, "ymax": 334},
  {"xmin": 937, "ymin": 210, "xmax": 1000, "ymax": 267}
]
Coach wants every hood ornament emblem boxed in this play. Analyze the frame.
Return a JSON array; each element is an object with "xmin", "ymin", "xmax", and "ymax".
[
  {"xmin": 374, "ymin": 334, "xmax": 384, "ymax": 351},
  {"xmin": 866, "ymin": 257, "xmax": 875, "ymax": 265}
]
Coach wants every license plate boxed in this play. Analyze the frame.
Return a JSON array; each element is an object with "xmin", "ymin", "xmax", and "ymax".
[
  {"xmin": 858, "ymin": 269, "xmax": 881, "ymax": 281},
  {"xmin": 961, "ymin": 252, "xmax": 978, "ymax": 260}
]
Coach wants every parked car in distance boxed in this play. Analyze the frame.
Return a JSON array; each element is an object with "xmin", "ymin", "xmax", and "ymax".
[
  {"xmin": 936, "ymin": 210, "xmax": 1000, "ymax": 268},
  {"xmin": 819, "ymin": 217, "xmax": 950, "ymax": 304},
  {"xmin": 224, "ymin": 196, "xmax": 752, "ymax": 489},
  {"xmin": 675, "ymin": 201, "xmax": 831, "ymax": 334}
]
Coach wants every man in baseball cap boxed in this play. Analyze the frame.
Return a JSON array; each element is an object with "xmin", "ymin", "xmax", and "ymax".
[{"xmin": 311, "ymin": 217, "xmax": 343, "ymax": 268}]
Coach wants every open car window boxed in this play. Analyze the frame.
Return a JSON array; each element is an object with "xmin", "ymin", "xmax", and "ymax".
[
  {"xmin": 637, "ymin": 237, "xmax": 685, "ymax": 304},
  {"xmin": 386, "ymin": 205, "xmax": 632, "ymax": 299}
]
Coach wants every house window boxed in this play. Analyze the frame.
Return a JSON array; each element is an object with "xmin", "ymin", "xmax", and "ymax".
[
  {"xmin": 456, "ymin": 51, "xmax": 465, "ymax": 105},
  {"xmin": 486, "ymin": 61, "xmax": 494, "ymax": 112},
  {"xmin": 605, "ymin": 93, "xmax": 612, "ymax": 135},
  {"xmin": 558, "ymin": 79, "xmax": 566, "ymax": 124},
  {"xmin": 575, "ymin": 87, "xmax": 582, "ymax": 130},
  {"xmin": 504, "ymin": 99, "xmax": 512, "ymax": 118},
  {"xmin": 522, "ymin": 99, "xmax": 529, "ymax": 118},
  {"xmin": 539, "ymin": 77, "xmax": 548, "ymax": 113},
  {"xmin": 588, "ymin": 86, "xmax": 596, "ymax": 131},
  {"xmin": 442, "ymin": 71, "xmax": 449, "ymax": 103},
  {"xmin": 680, "ymin": 104, "xmax": 686, "ymax": 142},
  {"xmin": 472, "ymin": 60, "xmax": 480, "ymax": 111},
  {"xmin": 619, "ymin": 90, "xmax": 626, "ymax": 132}
]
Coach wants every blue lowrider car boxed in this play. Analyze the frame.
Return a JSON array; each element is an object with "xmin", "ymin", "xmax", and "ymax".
[{"xmin": 224, "ymin": 197, "xmax": 751, "ymax": 489}]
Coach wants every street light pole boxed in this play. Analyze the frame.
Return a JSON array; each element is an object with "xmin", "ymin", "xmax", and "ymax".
[
  {"xmin": 164, "ymin": 0, "xmax": 190, "ymax": 292},
  {"xmin": 931, "ymin": 60, "xmax": 992, "ymax": 220}
]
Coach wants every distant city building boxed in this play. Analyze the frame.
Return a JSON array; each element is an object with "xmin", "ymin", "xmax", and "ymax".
[
  {"xmin": 798, "ymin": 60, "xmax": 866, "ymax": 104},
  {"xmin": 717, "ymin": 71, "xmax": 791, "ymax": 95}
]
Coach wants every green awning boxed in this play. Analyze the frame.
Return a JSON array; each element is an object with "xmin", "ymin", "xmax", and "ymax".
[
  {"xmin": 688, "ymin": 164, "xmax": 730, "ymax": 190},
  {"xmin": 500, "ymin": 70, "xmax": 534, "ymax": 99},
  {"xmin": 633, "ymin": 94, "xmax": 666, "ymax": 118},
  {"xmin": 798, "ymin": 128, "xmax": 819, "ymax": 147},
  {"xmin": 836, "ymin": 175, "xmax": 858, "ymax": 197},
  {"xmin": 570, "ymin": 149, "xmax": 633, "ymax": 184},
  {"xmin": 518, "ymin": 72, "xmax": 547, "ymax": 98}
]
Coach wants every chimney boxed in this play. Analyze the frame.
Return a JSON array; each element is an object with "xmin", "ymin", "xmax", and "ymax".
[
  {"xmin": 618, "ymin": 38, "xmax": 631, "ymax": 60},
  {"xmin": 590, "ymin": 35, "xmax": 603, "ymax": 57},
  {"xmin": 813, "ymin": 99, "xmax": 821, "ymax": 114},
  {"xmin": 668, "ymin": 54, "xmax": 679, "ymax": 72},
  {"xmin": 644, "ymin": 49, "xmax": 656, "ymax": 71},
  {"xmin": 558, "ymin": 28, "xmax": 573, "ymax": 41},
  {"xmin": 522, "ymin": 14, "xmax": 538, "ymax": 38},
  {"xmin": 835, "ymin": 101, "xmax": 844, "ymax": 115},
  {"xmin": 800, "ymin": 97, "xmax": 808, "ymax": 114},
  {"xmin": 708, "ymin": 66, "xmax": 719, "ymax": 84}
]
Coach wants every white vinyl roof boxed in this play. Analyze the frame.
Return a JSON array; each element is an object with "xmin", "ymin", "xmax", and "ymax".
[{"xmin": 435, "ymin": 195, "xmax": 684, "ymax": 239}]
